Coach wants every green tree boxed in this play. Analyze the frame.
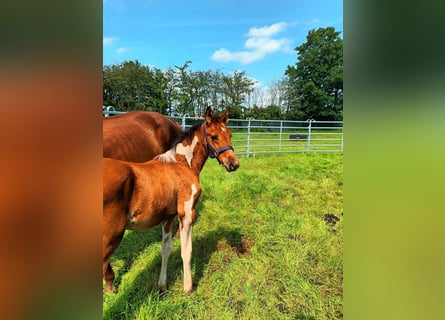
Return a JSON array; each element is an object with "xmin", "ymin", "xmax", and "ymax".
[
  {"xmin": 285, "ymin": 27, "xmax": 343, "ymax": 120},
  {"xmin": 103, "ymin": 60, "xmax": 167, "ymax": 112},
  {"xmin": 162, "ymin": 67, "xmax": 181, "ymax": 116},
  {"xmin": 244, "ymin": 104, "xmax": 282, "ymax": 120},
  {"xmin": 172, "ymin": 63, "xmax": 254, "ymax": 118},
  {"xmin": 220, "ymin": 70, "xmax": 254, "ymax": 118},
  {"xmin": 103, "ymin": 60, "xmax": 255, "ymax": 118},
  {"xmin": 174, "ymin": 60, "xmax": 195, "ymax": 116}
]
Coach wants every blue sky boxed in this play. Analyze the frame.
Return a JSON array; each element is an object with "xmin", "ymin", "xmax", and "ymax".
[{"xmin": 103, "ymin": 0, "xmax": 342, "ymax": 88}]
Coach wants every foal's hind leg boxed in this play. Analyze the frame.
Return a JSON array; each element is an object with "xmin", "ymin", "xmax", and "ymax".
[
  {"xmin": 158, "ymin": 217, "xmax": 174, "ymax": 292},
  {"xmin": 103, "ymin": 231, "xmax": 125, "ymax": 293},
  {"xmin": 103, "ymin": 262, "xmax": 116, "ymax": 293}
]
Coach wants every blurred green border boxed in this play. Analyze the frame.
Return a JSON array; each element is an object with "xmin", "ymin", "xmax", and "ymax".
[{"xmin": 345, "ymin": 0, "xmax": 445, "ymax": 319}]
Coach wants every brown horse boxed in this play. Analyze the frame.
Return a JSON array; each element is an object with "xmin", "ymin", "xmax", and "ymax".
[
  {"xmin": 103, "ymin": 111, "xmax": 182, "ymax": 162},
  {"xmin": 103, "ymin": 107, "xmax": 239, "ymax": 294}
]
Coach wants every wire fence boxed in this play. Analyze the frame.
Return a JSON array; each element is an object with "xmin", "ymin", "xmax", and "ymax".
[{"xmin": 103, "ymin": 107, "xmax": 343, "ymax": 157}]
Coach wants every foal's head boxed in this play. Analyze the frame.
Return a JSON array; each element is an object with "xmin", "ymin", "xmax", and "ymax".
[{"xmin": 203, "ymin": 107, "xmax": 240, "ymax": 172}]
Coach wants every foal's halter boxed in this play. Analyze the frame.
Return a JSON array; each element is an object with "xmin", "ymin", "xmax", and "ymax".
[{"xmin": 203, "ymin": 123, "xmax": 234, "ymax": 159}]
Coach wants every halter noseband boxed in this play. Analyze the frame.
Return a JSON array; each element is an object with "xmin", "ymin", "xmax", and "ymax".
[{"xmin": 203, "ymin": 123, "xmax": 234, "ymax": 159}]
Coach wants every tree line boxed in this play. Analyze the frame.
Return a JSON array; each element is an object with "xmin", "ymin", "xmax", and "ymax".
[{"xmin": 103, "ymin": 27, "xmax": 343, "ymax": 121}]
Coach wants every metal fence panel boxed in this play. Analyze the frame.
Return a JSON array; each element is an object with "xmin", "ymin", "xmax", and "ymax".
[{"xmin": 103, "ymin": 108, "xmax": 343, "ymax": 156}]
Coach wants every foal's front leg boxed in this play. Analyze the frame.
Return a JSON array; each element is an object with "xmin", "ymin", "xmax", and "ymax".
[
  {"xmin": 179, "ymin": 184, "xmax": 198, "ymax": 294},
  {"xmin": 158, "ymin": 218, "xmax": 174, "ymax": 292},
  {"xmin": 180, "ymin": 217, "xmax": 193, "ymax": 294}
]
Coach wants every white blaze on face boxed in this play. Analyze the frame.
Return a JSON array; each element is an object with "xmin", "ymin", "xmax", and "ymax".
[{"xmin": 176, "ymin": 135, "xmax": 198, "ymax": 168}]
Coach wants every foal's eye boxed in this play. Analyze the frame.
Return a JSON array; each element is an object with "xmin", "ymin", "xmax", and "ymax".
[{"xmin": 211, "ymin": 135, "xmax": 218, "ymax": 141}]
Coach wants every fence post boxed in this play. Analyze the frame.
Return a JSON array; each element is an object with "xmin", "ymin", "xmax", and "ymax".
[
  {"xmin": 181, "ymin": 114, "xmax": 186, "ymax": 131},
  {"xmin": 307, "ymin": 119, "xmax": 315, "ymax": 152},
  {"xmin": 279, "ymin": 121, "xmax": 283, "ymax": 152},
  {"xmin": 246, "ymin": 118, "xmax": 251, "ymax": 158}
]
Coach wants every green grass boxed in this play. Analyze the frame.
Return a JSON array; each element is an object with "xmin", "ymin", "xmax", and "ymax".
[{"xmin": 103, "ymin": 153, "xmax": 343, "ymax": 319}]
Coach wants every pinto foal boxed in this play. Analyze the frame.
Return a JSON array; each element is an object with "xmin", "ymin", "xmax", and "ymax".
[{"xmin": 103, "ymin": 107, "xmax": 239, "ymax": 294}]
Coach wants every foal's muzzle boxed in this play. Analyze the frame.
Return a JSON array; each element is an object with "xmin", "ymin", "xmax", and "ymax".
[
  {"xmin": 227, "ymin": 159, "xmax": 240, "ymax": 172},
  {"xmin": 220, "ymin": 155, "xmax": 239, "ymax": 172}
]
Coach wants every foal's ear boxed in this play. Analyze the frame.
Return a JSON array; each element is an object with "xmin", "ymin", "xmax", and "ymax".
[
  {"xmin": 219, "ymin": 109, "xmax": 229, "ymax": 124},
  {"xmin": 205, "ymin": 106, "xmax": 214, "ymax": 125}
]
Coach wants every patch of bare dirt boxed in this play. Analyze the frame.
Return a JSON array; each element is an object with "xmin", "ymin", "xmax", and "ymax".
[
  {"xmin": 323, "ymin": 213, "xmax": 340, "ymax": 226},
  {"xmin": 217, "ymin": 235, "xmax": 255, "ymax": 262}
]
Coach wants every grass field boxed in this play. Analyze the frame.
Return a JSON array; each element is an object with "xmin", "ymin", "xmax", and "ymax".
[{"xmin": 103, "ymin": 153, "xmax": 343, "ymax": 319}]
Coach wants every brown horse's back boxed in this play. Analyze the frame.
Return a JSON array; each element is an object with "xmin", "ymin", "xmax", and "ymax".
[{"xmin": 103, "ymin": 111, "xmax": 182, "ymax": 162}]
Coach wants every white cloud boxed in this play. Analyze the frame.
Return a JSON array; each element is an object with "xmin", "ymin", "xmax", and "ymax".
[
  {"xmin": 211, "ymin": 22, "xmax": 292, "ymax": 65},
  {"xmin": 116, "ymin": 47, "xmax": 128, "ymax": 54},
  {"xmin": 103, "ymin": 37, "xmax": 119, "ymax": 47},
  {"xmin": 248, "ymin": 22, "xmax": 287, "ymax": 38}
]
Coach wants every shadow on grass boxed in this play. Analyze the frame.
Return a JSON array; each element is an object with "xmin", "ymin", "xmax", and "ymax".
[
  {"xmin": 109, "ymin": 224, "xmax": 163, "ymax": 289},
  {"xmin": 103, "ymin": 216, "xmax": 244, "ymax": 320}
]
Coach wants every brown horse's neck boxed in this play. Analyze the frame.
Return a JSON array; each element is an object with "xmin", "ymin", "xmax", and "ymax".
[{"xmin": 157, "ymin": 123, "xmax": 209, "ymax": 176}]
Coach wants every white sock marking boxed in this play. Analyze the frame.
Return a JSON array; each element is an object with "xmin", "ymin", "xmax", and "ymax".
[{"xmin": 180, "ymin": 183, "xmax": 197, "ymax": 293}]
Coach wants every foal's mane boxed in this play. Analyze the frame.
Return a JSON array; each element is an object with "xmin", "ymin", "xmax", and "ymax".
[
  {"xmin": 174, "ymin": 122, "xmax": 202, "ymax": 147},
  {"xmin": 174, "ymin": 111, "xmax": 224, "ymax": 147},
  {"xmin": 154, "ymin": 122, "xmax": 202, "ymax": 163},
  {"xmin": 155, "ymin": 112, "xmax": 224, "ymax": 163}
]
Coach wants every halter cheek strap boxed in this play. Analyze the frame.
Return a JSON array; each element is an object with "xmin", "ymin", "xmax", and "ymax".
[{"xmin": 203, "ymin": 124, "xmax": 234, "ymax": 159}]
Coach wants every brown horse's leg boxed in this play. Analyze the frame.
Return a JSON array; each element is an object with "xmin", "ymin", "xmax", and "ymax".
[{"xmin": 158, "ymin": 217, "xmax": 174, "ymax": 292}]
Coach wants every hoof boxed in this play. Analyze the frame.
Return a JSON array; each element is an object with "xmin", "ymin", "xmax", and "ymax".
[
  {"xmin": 159, "ymin": 288, "xmax": 169, "ymax": 297},
  {"xmin": 183, "ymin": 286, "xmax": 193, "ymax": 295},
  {"xmin": 103, "ymin": 286, "xmax": 117, "ymax": 294}
]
